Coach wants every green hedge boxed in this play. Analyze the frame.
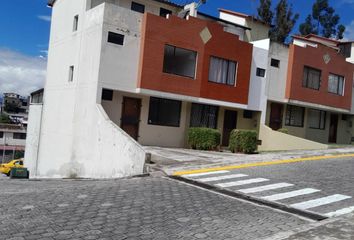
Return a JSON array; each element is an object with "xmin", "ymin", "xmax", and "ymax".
[
  {"xmin": 188, "ymin": 128, "xmax": 221, "ymax": 151},
  {"xmin": 277, "ymin": 128, "xmax": 289, "ymax": 134},
  {"xmin": 229, "ymin": 129, "xmax": 258, "ymax": 154}
]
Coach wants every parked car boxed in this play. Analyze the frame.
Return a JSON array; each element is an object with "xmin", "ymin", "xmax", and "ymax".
[{"xmin": 0, "ymin": 159, "xmax": 24, "ymax": 176}]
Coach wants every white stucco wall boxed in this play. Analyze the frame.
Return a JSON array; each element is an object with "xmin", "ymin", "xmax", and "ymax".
[
  {"xmin": 265, "ymin": 42, "xmax": 289, "ymax": 102},
  {"xmin": 98, "ymin": 3, "xmax": 143, "ymax": 92},
  {"xmin": 28, "ymin": 1, "xmax": 145, "ymax": 178},
  {"xmin": 24, "ymin": 104, "xmax": 43, "ymax": 175},
  {"xmin": 219, "ymin": 12, "xmax": 246, "ymax": 26},
  {"xmin": 248, "ymin": 39, "xmax": 270, "ymax": 123}
]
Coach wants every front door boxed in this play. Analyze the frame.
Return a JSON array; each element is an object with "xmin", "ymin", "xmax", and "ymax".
[
  {"xmin": 121, "ymin": 97, "xmax": 141, "ymax": 141},
  {"xmin": 328, "ymin": 114, "xmax": 338, "ymax": 143},
  {"xmin": 269, "ymin": 103, "xmax": 283, "ymax": 130},
  {"xmin": 222, "ymin": 110, "xmax": 238, "ymax": 146}
]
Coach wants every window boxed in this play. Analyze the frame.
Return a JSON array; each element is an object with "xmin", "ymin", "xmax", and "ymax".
[
  {"xmin": 163, "ymin": 45, "xmax": 197, "ymax": 79},
  {"xmin": 190, "ymin": 103, "xmax": 219, "ymax": 129},
  {"xmin": 209, "ymin": 56, "xmax": 237, "ymax": 86},
  {"xmin": 108, "ymin": 32, "xmax": 124, "ymax": 45},
  {"xmin": 328, "ymin": 73, "xmax": 345, "ymax": 95},
  {"xmin": 243, "ymin": 110, "xmax": 253, "ymax": 119},
  {"xmin": 0, "ymin": 132, "xmax": 3, "ymax": 138},
  {"xmin": 160, "ymin": 8, "xmax": 172, "ymax": 17},
  {"xmin": 148, "ymin": 97, "xmax": 181, "ymax": 127},
  {"xmin": 13, "ymin": 133, "xmax": 26, "ymax": 140},
  {"xmin": 285, "ymin": 105, "xmax": 305, "ymax": 127},
  {"xmin": 256, "ymin": 68, "xmax": 266, "ymax": 77},
  {"xmin": 73, "ymin": 15, "xmax": 79, "ymax": 32},
  {"xmin": 270, "ymin": 58, "xmax": 280, "ymax": 68},
  {"xmin": 308, "ymin": 109, "xmax": 326, "ymax": 130},
  {"xmin": 68, "ymin": 66, "xmax": 74, "ymax": 82},
  {"xmin": 102, "ymin": 89, "xmax": 113, "ymax": 101},
  {"xmin": 131, "ymin": 2, "xmax": 145, "ymax": 13},
  {"xmin": 303, "ymin": 66, "xmax": 321, "ymax": 90}
]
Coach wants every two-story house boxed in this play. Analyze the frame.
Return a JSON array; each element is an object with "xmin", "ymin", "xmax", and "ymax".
[
  {"xmin": 26, "ymin": 0, "xmax": 269, "ymax": 178},
  {"xmin": 265, "ymin": 34, "xmax": 354, "ymax": 145},
  {"xmin": 25, "ymin": 0, "xmax": 354, "ymax": 178}
]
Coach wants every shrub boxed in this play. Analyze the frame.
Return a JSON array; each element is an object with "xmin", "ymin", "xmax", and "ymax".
[
  {"xmin": 188, "ymin": 128, "xmax": 221, "ymax": 151},
  {"xmin": 229, "ymin": 129, "xmax": 258, "ymax": 154},
  {"xmin": 278, "ymin": 128, "xmax": 289, "ymax": 134}
]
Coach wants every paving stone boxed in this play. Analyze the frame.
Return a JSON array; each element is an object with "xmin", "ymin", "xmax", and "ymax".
[{"xmin": 0, "ymin": 177, "xmax": 307, "ymax": 239}]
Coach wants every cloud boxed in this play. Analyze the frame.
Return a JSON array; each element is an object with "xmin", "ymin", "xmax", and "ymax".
[
  {"xmin": 344, "ymin": 20, "xmax": 354, "ymax": 40},
  {"xmin": 0, "ymin": 48, "xmax": 46, "ymax": 96},
  {"xmin": 37, "ymin": 15, "xmax": 51, "ymax": 22}
]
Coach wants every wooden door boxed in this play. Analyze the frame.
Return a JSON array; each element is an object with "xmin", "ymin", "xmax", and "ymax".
[
  {"xmin": 222, "ymin": 110, "xmax": 238, "ymax": 146},
  {"xmin": 328, "ymin": 114, "xmax": 338, "ymax": 143},
  {"xmin": 121, "ymin": 97, "xmax": 141, "ymax": 141},
  {"xmin": 269, "ymin": 103, "xmax": 283, "ymax": 130}
]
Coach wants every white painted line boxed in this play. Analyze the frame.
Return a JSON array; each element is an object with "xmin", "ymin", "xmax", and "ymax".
[
  {"xmin": 101, "ymin": 203, "xmax": 113, "ymax": 207},
  {"xmin": 262, "ymin": 188, "xmax": 321, "ymax": 201},
  {"xmin": 216, "ymin": 178, "xmax": 269, "ymax": 188},
  {"xmin": 238, "ymin": 183, "xmax": 294, "ymax": 194},
  {"xmin": 290, "ymin": 194, "xmax": 352, "ymax": 210},
  {"xmin": 57, "ymin": 204, "xmax": 69, "ymax": 207},
  {"xmin": 22, "ymin": 205, "xmax": 34, "ymax": 210},
  {"xmin": 325, "ymin": 206, "xmax": 354, "ymax": 217},
  {"xmin": 197, "ymin": 174, "xmax": 248, "ymax": 182},
  {"xmin": 182, "ymin": 170, "xmax": 230, "ymax": 178}
]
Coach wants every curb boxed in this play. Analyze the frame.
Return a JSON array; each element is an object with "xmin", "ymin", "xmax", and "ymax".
[{"xmin": 171, "ymin": 175, "xmax": 328, "ymax": 221}]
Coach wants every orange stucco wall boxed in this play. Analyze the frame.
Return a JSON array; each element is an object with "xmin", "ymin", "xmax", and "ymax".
[
  {"xmin": 286, "ymin": 44, "xmax": 354, "ymax": 110},
  {"xmin": 137, "ymin": 13, "xmax": 253, "ymax": 105}
]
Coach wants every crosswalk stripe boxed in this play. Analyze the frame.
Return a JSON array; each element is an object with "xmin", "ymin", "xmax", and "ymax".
[
  {"xmin": 262, "ymin": 188, "xmax": 321, "ymax": 201},
  {"xmin": 290, "ymin": 194, "xmax": 351, "ymax": 210},
  {"xmin": 197, "ymin": 174, "xmax": 248, "ymax": 182},
  {"xmin": 182, "ymin": 170, "xmax": 230, "ymax": 178},
  {"xmin": 215, "ymin": 178, "xmax": 269, "ymax": 188},
  {"xmin": 324, "ymin": 206, "xmax": 354, "ymax": 217},
  {"xmin": 238, "ymin": 183, "xmax": 294, "ymax": 194}
]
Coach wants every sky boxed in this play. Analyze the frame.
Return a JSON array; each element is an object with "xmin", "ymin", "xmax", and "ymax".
[{"xmin": 0, "ymin": 0, "xmax": 353, "ymax": 96}]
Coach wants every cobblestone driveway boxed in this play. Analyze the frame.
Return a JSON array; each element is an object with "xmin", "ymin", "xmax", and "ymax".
[{"xmin": 0, "ymin": 176, "xmax": 307, "ymax": 240}]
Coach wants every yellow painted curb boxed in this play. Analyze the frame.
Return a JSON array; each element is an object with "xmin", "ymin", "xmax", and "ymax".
[{"xmin": 172, "ymin": 153, "xmax": 354, "ymax": 176}]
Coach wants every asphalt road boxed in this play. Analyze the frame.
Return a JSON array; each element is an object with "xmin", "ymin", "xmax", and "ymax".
[
  {"xmin": 179, "ymin": 156, "xmax": 354, "ymax": 219},
  {"xmin": 0, "ymin": 176, "xmax": 307, "ymax": 240}
]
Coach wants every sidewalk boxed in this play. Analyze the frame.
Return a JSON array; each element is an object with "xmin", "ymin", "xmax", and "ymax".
[
  {"xmin": 144, "ymin": 146, "xmax": 354, "ymax": 175},
  {"xmin": 263, "ymin": 213, "xmax": 354, "ymax": 240}
]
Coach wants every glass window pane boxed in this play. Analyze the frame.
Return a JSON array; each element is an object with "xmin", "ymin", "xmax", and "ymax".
[
  {"xmin": 190, "ymin": 103, "xmax": 218, "ymax": 129},
  {"xmin": 163, "ymin": 45, "xmax": 197, "ymax": 78},
  {"xmin": 285, "ymin": 105, "xmax": 304, "ymax": 127},
  {"xmin": 209, "ymin": 56, "xmax": 236, "ymax": 86},
  {"xmin": 148, "ymin": 97, "xmax": 182, "ymax": 127}
]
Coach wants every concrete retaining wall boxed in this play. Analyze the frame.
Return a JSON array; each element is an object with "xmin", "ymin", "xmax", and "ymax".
[{"xmin": 258, "ymin": 124, "xmax": 328, "ymax": 151}]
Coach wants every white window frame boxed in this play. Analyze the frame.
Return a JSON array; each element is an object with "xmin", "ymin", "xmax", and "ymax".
[{"xmin": 328, "ymin": 73, "xmax": 345, "ymax": 96}]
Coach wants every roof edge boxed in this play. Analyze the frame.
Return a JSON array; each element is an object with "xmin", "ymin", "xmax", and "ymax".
[{"xmin": 218, "ymin": 8, "xmax": 271, "ymax": 27}]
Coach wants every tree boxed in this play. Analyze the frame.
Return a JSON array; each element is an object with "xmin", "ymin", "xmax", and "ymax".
[
  {"xmin": 257, "ymin": 0, "xmax": 299, "ymax": 43},
  {"xmin": 257, "ymin": 0, "xmax": 273, "ymax": 26},
  {"xmin": 299, "ymin": 0, "xmax": 345, "ymax": 39},
  {"xmin": 270, "ymin": 0, "xmax": 299, "ymax": 43},
  {"xmin": 0, "ymin": 114, "xmax": 12, "ymax": 124}
]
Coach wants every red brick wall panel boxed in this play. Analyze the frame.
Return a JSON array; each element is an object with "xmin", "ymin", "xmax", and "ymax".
[
  {"xmin": 286, "ymin": 44, "xmax": 353, "ymax": 110},
  {"xmin": 137, "ymin": 13, "xmax": 253, "ymax": 104}
]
